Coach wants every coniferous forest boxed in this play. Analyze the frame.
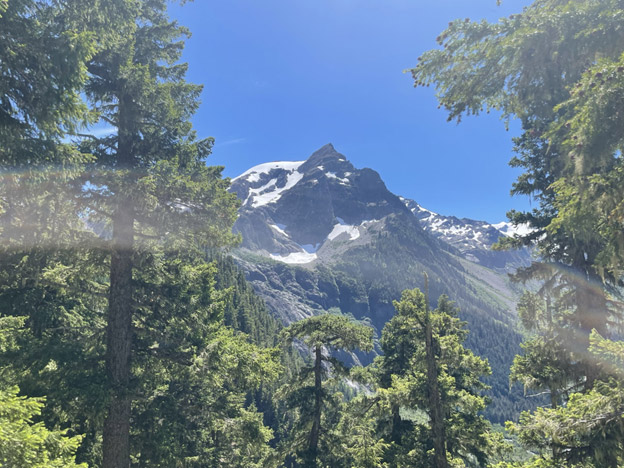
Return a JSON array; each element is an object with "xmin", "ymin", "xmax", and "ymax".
[{"xmin": 1, "ymin": 0, "xmax": 624, "ymax": 467}]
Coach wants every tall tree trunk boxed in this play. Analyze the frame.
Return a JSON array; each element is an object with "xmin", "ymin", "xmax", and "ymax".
[
  {"xmin": 550, "ymin": 385, "xmax": 560, "ymax": 462},
  {"xmin": 424, "ymin": 274, "xmax": 448, "ymax": 468},
  {"xmin": 550, "ymin": 387, "xmax": 558, "ymax": 410},
  {"xmin": 547, "ymin": 297, "xmax": 559, "ymax": 413},
  {"xmin": 103, "ymin": 93, "xmax": 134, "ymax": 468},
  {"xmin": 308, "ymin": 345, "xmax": 323, "ymax": 468},
  {"xmin": 103, "ymin": 200, "xmax": 133, "ymax": 468}
]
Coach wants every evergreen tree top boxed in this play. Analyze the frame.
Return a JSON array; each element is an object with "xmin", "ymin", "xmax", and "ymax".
[{"xmin": 281, "ymin": 313, "xmax": 373, "ymax": 353}]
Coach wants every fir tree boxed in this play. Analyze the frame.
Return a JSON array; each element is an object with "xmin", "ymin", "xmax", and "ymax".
[
  {"xmin": 279, "ymin": 313, "xmax": 373, "ymax": 468},
  {"xmin": 71, "ymin": 1, "xmax": 240, "ymax": 465},
  {"xmin": 0, "ymin": 1, "xmax": 285, "ymax": 466},
  {"xmin": 0, "ymin": 317, "xmax": 86, "ymax": 468},
  {"xmin": 377, "ymin": 288, "xmax": 495, "ymax": 467}
]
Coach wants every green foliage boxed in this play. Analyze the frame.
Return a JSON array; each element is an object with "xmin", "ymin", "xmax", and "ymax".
[
  {"xmin": 506, "ymin": 270, "xmax": 621, "ymax": 466},
  {"xmin": 212, "ymin": 253, "xmax": 281, "ymax": 347},
  {"xmin": 545, "ymin": 51, "xmax": 624, "ymax": 278},
  {"xmin": 410, "ymin": 0, "xmax": 624, "ymax": 336},
  {"xmin": 122, "ymin": 251, "xmax": 280, "ymax": 467},
  {"xmin": 281, "ymin": 313, "xmax": 374, "ymax": 353},
  {"xmin": 0, "ymin": 322, "xmax": 86, "ymax": 468},
  {"xmin": 68, "ymin": 0, "xmax": 241, "ymax": 465},
  {"xmin": 16, "ymin": 0, "xmax": 624, "ymax": 466},
  {"xmin": 335, "ymin": 395, "xmax": 390, "ymax": 468},
  {"xmin": 505, "ymin": 331, "xmax": 624, "ymax": 467},
  {"xmin": 0, "ymin": 248, "xmax": 283, "ymax": 466},
  {"xmin": 0, "ymin": 172, "xmax": 109, "ymax": 464},
  {"xmin": 132, "ymin": 323, "xmax": 281, "ymax": 468},
  {"xmin": 0, "ymin": 1, "xmax": 286, "ymax": 466},
  {"xmin": 0, "ymin": 386, "xmax": 86, "ymax": 468},
  {"xmin": 510, "ymin": 290, "xmax": 580, "ymax": 407},
  {"xmin": 411, "ymin": 0, "xmax": 624, "ymax": 286},
  {"xmin": 411, "ymin": 0, "xmax": 624, "ymax": 125},
  {"xmin": 279, "ymin": 313, "xmax": 374, "ymax": 467},
  {"xmin": 332, "ymin": 213, "xmax": 529, "ymax": 422},
  {"xmin": 0, "ymin": 0, "xmax": 95, "ymax": 150},
  {"xmin": 413, "ymin": 4, "xmax": 624, "ymax": 466},
  {"xmin": 375, "ymin": 289, "xmax": 496, "ymax": 467}
]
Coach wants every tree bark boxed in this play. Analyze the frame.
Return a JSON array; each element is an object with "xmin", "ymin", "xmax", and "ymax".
[
  {"xmin": 390, "ymin": 402, "xmax": 402, "ymax": 443},
  {"xmin": 424, "ymin": 276, "xmax": 448, "ymax": 468},
  {"xmin": 103, "ymin": 93, "xmax": 134, "ymax": 468},
  {"xmin": 308, "ymin": 345, "xmax": 323, "ymax": 468},
  {"xmin": 575, "ymin": 272, "xmax": 607, "ymax": 390},
  {"xmin": 103, "ymin": 200, "xmax": 133, "ymax": 468}
]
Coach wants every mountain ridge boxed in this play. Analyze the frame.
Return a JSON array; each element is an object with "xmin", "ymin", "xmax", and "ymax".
[{"xmin": 230, "ymin": 143, "xmax": 530, "ymax": 271}]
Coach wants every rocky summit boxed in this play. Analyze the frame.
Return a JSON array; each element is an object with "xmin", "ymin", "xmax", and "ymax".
[
  {"xmin": 231, "ymin": 143, "xmax": 407, "ymax": 261},
  {"xmin": 230, "ymin": 142, "xmax": 529, "ymax": 271}
]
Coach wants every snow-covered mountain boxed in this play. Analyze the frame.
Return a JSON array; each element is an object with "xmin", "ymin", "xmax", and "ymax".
[
  {"xmin": 230, "ymin": 143, "xmax": 411, "ymax": 265},
  {"xmin": 230, "ymin": 143, "xmax": 530, "ymax": 270},
  {"xmin": 399, "ymin": 198, "xmax": 531, "ymax": 268},
  {"xmin": 401, "ymin": 198, "xmax": 503, "ymax": 253}
]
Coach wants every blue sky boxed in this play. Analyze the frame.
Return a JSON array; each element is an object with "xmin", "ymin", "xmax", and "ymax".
[{"xmin": 170, "ymin": 0, "xmax": 532, "ymax": 224}]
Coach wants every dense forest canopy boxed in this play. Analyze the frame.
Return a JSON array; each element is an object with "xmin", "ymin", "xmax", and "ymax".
[{"xmin": 0, "ymin": 0, "xmax": 623, "ymax": 467}]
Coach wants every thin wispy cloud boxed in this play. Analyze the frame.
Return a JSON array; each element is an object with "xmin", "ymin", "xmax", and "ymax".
[{"xmin": 214, "ymin": 137, "xmax": 246, "ymax": 148}]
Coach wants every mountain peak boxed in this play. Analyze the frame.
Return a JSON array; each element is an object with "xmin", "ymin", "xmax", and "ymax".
[
  {"xmin": 314, "ymin": 142, "xmax": 337, "ymax": 154},
  {"xmin": 300, "ymin": 143, "xmax": 349, "ymax": 173}
]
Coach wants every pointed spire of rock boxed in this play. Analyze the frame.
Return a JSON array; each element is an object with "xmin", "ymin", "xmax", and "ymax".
[{"xmin": 300, "ymin": 143, "xmax": 350, "ymax": 173}]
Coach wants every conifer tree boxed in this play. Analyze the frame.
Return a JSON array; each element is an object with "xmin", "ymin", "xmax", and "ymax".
[
  {"xmin": 496, "ymin": 332, "xmax": 624, "ymax": 468},
  {"xmin": 0, "ymin": 318, "xmax": 86, "ymax": 468},
  {"xmin": 0, "ymin": 0, "xmax": 94, "ymax": 164},
  {"xmin": 0, "ymin": 386, "xmax": 87, "ymax": 468},
  {"xmin": 410, "ymin": 0, "xmax": 624, "ymax": 337},
  {"xmin": 0, "ymin": 2, "xmax": 104, "ymax": 462},
  {"xmin": 0, "ymin": 1, "xmax": 261, "ymax": 466},
  {"xmin": 334, "ymin": 392, "xmax": 390, "ymax": 468},
  {"xmin": 377, "ymin": 288, "xmax": 494, "ymax": 467},
  {"xmin": 279, "ymin": 313, "xmax": 373, "ymax": 468},
  {"xmin": 64, "ymin": 1, "xmax": 241, "ymax": 465}
]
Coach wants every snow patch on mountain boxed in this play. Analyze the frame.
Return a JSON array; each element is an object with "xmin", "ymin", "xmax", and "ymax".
[
  {"xmin": 326, "ymin": 172, "xmax": 350, "ymax": 184},
  {"xmin": 401, "ymin": 197, "xmax": 533, "ymax": 243},
  {"xmin": 328, "ymin": 223, "xmax": 360, "ymax": 241},
  {"xmin": 239, "ymin": 163, "xmax": 305, "ymax": 208},
  {"xmin": 270, "ymin": 224, "xmax": 289, "ymax": 237},
  {"xmin": 398, "ymin": 197, "xmax": 534, "ymax": 272},
  {"xmin": 325, "ymin": 218, "xmax": 381, "ymax": 243},
  {"xmin": 270, "ymin": 250, "xmax": 317, "ymax": 264},
  {"xmin": 232, "ymin": 160, "xmax": 304, "ymax": 183},
  {"xmin": 401, "ymin": 198, "xmax": 503, "ymax": 252},
  {"xmin": 493, "ymin": 222, "xmax": 533, "ymax": 238}
]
